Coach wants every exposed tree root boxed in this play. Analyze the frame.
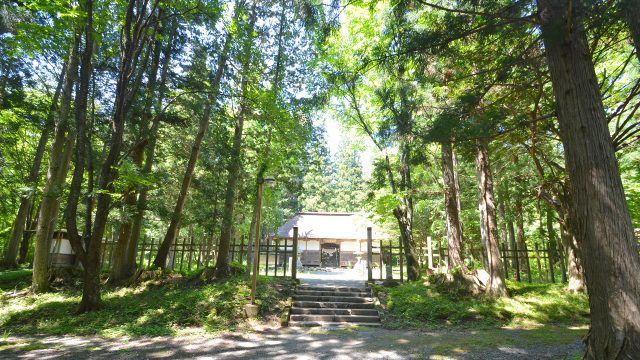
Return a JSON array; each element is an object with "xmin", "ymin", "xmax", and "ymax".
[{"xmin": 428, "ymin": 269, "xmax": 489, "ymax": 297}]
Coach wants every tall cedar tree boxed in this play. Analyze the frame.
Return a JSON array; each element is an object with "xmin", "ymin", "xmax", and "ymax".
[
  {"xmin": 537, "ymin": 0, "xmax": 640, "ymax": 356},
  {"xmin": 78, "ymin": 0, "xmax": 159, "ymax": 312},
  {"xmin": 31, "ymin": 35, "xmax": 80, "ymax": 292},
  {"xmin": 214, "ymin": 3, "xmax": 258, "ymax": 278}
]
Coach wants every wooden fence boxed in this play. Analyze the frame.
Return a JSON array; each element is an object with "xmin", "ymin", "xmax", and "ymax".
[
  {"xmin": 99, "ymin": 232, "xmax": 570, "ymax": 284},
  {"xmin": 414, "ymin": 237, "xmax": 569, "ymax": 284},
  {"xmin": 100, "ymin": 235, "xmax": 250, "ymax": 273},
  {"xmin": 370, "ymin": 239, "xmax": 406, "ymax": 281},
  {"xmin": 254, "ymin": 237, "xmax": 296, "ymax": 277},
  {"xmin": 100, "ymin": 235, "xmax": 297, "ymax": 277}
]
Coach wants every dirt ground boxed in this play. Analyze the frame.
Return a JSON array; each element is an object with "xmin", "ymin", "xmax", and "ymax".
[{"xmin": 0, "ymin": 325, "xmax": 585, "ymax": 360}]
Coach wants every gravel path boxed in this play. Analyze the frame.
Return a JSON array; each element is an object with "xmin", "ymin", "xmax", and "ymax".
[{"xmin": 1, "ymin": 326, "xmax": 584, "ymax": 359}]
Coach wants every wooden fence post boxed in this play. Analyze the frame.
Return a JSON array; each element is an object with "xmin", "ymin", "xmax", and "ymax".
[
  {"xmin": 292, "ymin": 227, "xmax": 298, "ymax": 280},
  {"xmin": 399, "ymin": 237, "xmax": 404, "ymax": 282},
  {"xmin": 367, "ymin": 227, "xmax": 373, "ymax": 282},
  {"xmin": 559, "ymin": 246, "xmax": 567, "ymax": 283},
  {"xmin": 427, "ymin": 236, "xmax": 433, "ymax": 270},
  {"xmin": 419, "ymin": 237, "xmax": 424, "ymax": 268},
  {"xmin": 514, "ymin": 242, "xmax": 521, "ymax": 282},
  {"xmin": 526, "ymin": 248, "xmax": 532, "ymax": 283},
  {"xmin": 240, "ymin": 236, "xmax": 245, "ymax": 265},
  {"xmin": 147, "ymin": 238, "xmax": 155, "ymax": 268},
  {"xmin": 275, "ymin": 238, "xmax": 280, "ymax": 277},
  {"xmin": 283, "ymin": 237, "xmax": 288, "ymax": 276},
  {"xmin": 501, "ymin": 243, "xmax": 509, "ymax": 280},
  {"xmin": 264, "ymin": 236, "xmax": 270, "ymax": 276},
  {"xmin": 171, "ymin": 236, "xmax": 178, "ymax": 270},
  {"xmin": 534, "ymin": 244, "xmax": 543, "ymax": 282},
  {"xmin": 385, "ymin": 241, "xmax": 392, "ymax": 280},
  {"xmin": 547, "ymin": 241, "xmax": 555, "ymax": 283},
  {"xmin": 187, "ymin": 236, "xmax": 195, "ymax": 271},
  {"xmin": 139, "ymin": 236, "xmax": 147, "ymax": 268}
]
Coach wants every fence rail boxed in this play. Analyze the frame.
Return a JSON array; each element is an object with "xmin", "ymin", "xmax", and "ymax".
[
  {"xmin": 99, "ymin": 235, "xmax": 298, "ymax": 278},
  {"xmin": 95, "ymin": 231, "xmax": 570, "ymax": 284},
  {"xmin": 99, "ymin": 236, "xmax": 250, "ymax": 273},
  {"xmin": 414, "ymin": 237, "xmax": 569, "ymax": 284},
  {"xmin": 370, "ymin": 240, "xmax": 406, "ymax": 281}
]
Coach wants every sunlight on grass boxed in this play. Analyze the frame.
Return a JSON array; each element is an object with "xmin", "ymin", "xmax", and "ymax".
[
  {"xmin": 378, "ymin": 280, "xmax": 589, "ymax": 329},
  {"xmin": 0, "ymin": 269, "xmax": 293, "ymax": 337}
]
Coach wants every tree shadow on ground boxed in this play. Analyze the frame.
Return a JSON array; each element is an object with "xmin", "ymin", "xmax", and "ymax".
[
  {"xmin": 0, "ymin": 326, "xmax": 586, "ymax": 359},
  {"xmin": 1, "ymin": 271, "xmax": 291, "ymax": 337}
]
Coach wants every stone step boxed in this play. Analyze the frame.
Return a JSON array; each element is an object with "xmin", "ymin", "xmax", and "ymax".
[
  {"xmin": 292, "ymin": 295, "xmax": 373, "ymax": 303},
  {"xmin": 289, "ymin": 321, "xmax": 382, "ymax": 328},
  {"xmin": 291, "ymin": 307, "xmax": 379, "ymax": 316},
  {"xmin": 298, "ymin": 286, "xmax": 368, "ymax": 292},
  {"xmin": 290, "ymin": 314, "xmax": 380, "ymax": 323},
  {"xmin": 295, "ymin": 290, "xmax": 371, "ymax": 297},
  {"xmin": 289, "ymin": 284, "xmax": 380, "ymax": 328},
  {"xmin": 293, "ymin": 301, "xmax": 376, "ymax": 309}
]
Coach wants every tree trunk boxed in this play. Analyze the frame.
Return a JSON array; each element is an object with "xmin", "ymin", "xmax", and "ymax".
[
  {"xmin": 545, "ymin": 207, "xmax": 559, "ymax": 266},
  {"xmin": 498, "ymin": 199, "xmax": 508, "ymax": 252},
  {"xmin": 620, "ymin": 0, "xmax": 640, "ymax": 64},
  {"xmin": 124, "ymin": 20, "xmax": 176, "ymax": 276},
  {"xmin": 536, "ymin": 203, "xmax": 547, "ymax": 280},
  {"xmin": 246, "ymin": 130, "xmax": 271, "ymax": 277},
  {"xmin": 2, "ymin": 60, "xmax": 67, "ymax": 268},
  {"xmin": 109, "ymin": 143, "xmax": 144, "ymax": 280},
  {"xmin": 475, "ymin": 162, "xmax": 489, "ymax": 269},
  {"xmin": 390, "ymin": 65, "xmax": 419, "ymax": 282},
  {"xmin": 507, "ymin": 218, "xmax": 516, "ymax": 267},
  {"xmin": 111, "ymin": 17, "xmax": 168, "ymax": 281},
  {"xmin": 558, "ymin": 200, "xmax": 586, "ymax": 292},
  {"xmin": 109, "ymin": 25, "xmax": 162, "ymax": 275},
  {"xmin": 3, "ymin": 124, "xmax": 49, "ymax": 268},
  {"xmin": 78, "ymin": 0, "xmax": 154, "ymax": 312},
  {"xmin": 153, "ymin": 31, "xmax": 230, "ymax": 270},
  {"xmin": 476, "ymin": 197, "xmax": 489, "ymax": 269},
  {"xmin": 204, "ymin": 193, "xmax": 220, "ymax": 267},
  {"xmin": 393, "ymin": 140, "xmax": 419, "ymax": 281},
  {"xmin": 64, "ymin": 0, "xmax": 94, "ymax": 266},
  {"xmin": 559, "ymin": 217, "xmax": 585, "ymax": 292},
  {"xmin": 514, "ymin": 194, "xmax": 530, "ymax": 277},
  {"xmin": 246, "ymin": 0, "xmax": 286, "ymax": 278},
  {"xmin": 153, "ymin": 101, "xmax": 212, "ymax": 269},
  {"xmin": 475, "ymin": 140, "xmax": 506, "ymax": 296},
  {"xmin": 19, "ymin": 201, "xmax": 39, "ymax": 264},
  {"xmin": 83, "ymin": 74, "xmax": 97, "ymax": 251},
  {"xmin": 214, "ymin": 6, "xmax": 257, "ymax": 278},
  {"xmin": 538, "ymin": 0, "xmax": 640, "ymax": 356},
  {"xmin": 31, "ymin": 36, "xmax": 80, "ymax": 292},
  {"xmin": 215, "ymin": 107, "xmax": 247, "ymax": 277},
  {"xmin": 441, "ymin": 141, "xmax": 465, "ymax": 270}
]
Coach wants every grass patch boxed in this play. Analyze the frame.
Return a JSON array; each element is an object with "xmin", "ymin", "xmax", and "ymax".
[
  {"xmin": 376, "ymin": 280, "xmax": 590, "ymax": 329},
  {"xmin": 0, "ymin": 268, "xmax": 293, "ymax": 337},
  {"xmin": 0, "ymin": 268, "xmax": 32, "ymax": 291}
]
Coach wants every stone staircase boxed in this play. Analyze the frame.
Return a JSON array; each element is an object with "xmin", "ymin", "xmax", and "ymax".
[{"xmin": 289, "ymin": 285, "xmax": 381, "ymax": 327}]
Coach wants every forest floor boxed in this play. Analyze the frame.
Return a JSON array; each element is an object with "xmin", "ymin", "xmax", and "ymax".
[
  {"xmin": 0, "ymin": 325, "xmax": 585, "ymax": 359},
  {"xmin": 0, "ymin": 269, "xmax": 589, "ymax": 359},
  {"xmin": 0, "ymin": 268, "xmax": 293, "ymax": 337}
]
